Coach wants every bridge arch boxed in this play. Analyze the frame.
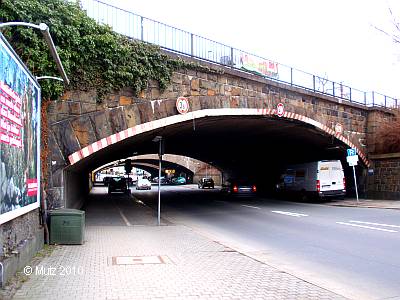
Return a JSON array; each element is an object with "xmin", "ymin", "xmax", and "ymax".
[{"xmin": 69, "ymin": 108, "xmax": 370, "ymax": 167}]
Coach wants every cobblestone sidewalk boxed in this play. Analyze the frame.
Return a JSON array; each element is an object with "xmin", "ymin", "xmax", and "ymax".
[{"xmin": 12, "ymin": 224, "xmax": 347, "ymax": 300}]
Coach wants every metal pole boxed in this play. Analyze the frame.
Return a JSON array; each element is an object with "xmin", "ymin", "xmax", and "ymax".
[
  {"xmin": 0, "ymin": 262, "xmax": 3, "ymax": 288},
  {"xmin": 40, "ymin": 25, "xmax": 69, "ymax": 85},
  {"xmin": 157, "ymin": 140, "xmax": 162, "ymax": 226},
  {"xmin": 372, "ymin": 91, "xmax": 375, "ymax": 106},
  {"xmin": 230, "ymin": 47, "xmax": 234, "ymax": 68},
  {"xmin": 349, "ymin": 87, "xmax": 352, "ymax": 102},
  {"xmin": 0, "ymin": 22, "xmax": 69, "ymax": 84},
  {"xmin": 290, "ymin": 68, "xmax": 293, "ymax": 85},
  {"xmin": 140, "ymin": 16, "xmax": 144, "ymax": 41},
  {"xmin": 353, "ymin": 165, "xmax": 359, "ymax": 204},
  {"xmin": 190, "ymin": 33, "xmax": 194, "ymax": 57},
  {"xmin": 313, "ymin": 75, "xmax": 315, "ymax": 92}
]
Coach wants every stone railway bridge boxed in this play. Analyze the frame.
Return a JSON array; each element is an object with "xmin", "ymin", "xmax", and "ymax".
[{"xmin": 45, "ymin": 57, "xmax": 394, "ymax": 208}]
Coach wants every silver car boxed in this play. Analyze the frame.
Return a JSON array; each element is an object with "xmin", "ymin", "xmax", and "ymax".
[{"xmin": 136, "ymin": 178, "xmax": 152, "ymax": 190}]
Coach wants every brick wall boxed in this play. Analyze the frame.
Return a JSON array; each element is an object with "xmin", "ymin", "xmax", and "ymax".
[
  {"xmin": 366, "ymin": 109, "xmax": 395, "ymax": 154},
  {"xmin": 367, "ymin": 153, "xmax": 400, "ymax": 200}
]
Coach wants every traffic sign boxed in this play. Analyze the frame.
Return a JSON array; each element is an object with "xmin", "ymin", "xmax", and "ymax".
[
  {"xmin": 176, "ymin": 97, "xmax": 189, "ymax": 114},
  {"xmin": 335, "ymin": 123, "xmax": 343, "ymax": 134},
  {"xmin": 347, "ymin": 148, "xmax": 357, "ymax": 156},
  {"xmin": 346, "ymin": 148, "xmax": 359, "ymax": 203},
  {"xmin": 346, "ymin": 155, "xmax": 358, "ymax": 166},
  {"xmin": 276, "ymin": 103, "xmax": 284, "ymax": 117}
]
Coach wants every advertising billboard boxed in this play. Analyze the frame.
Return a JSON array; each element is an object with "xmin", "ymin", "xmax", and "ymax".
[
  {"xmin": 0, "ymin": 33, "xmax": 41, "ymax": 225},
  {"xmin": 239, "ymin": 53, "xmax": 279, "ymax": 79}
]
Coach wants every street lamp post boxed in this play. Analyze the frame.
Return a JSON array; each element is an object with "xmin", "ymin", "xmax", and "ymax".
[
  {"xmin": 152, "ymin": 136, "xmax": 163, "ymax": 225},
  {"xmin": 0, "ymin": 22, "xmax": 69, "ymax": 84}
]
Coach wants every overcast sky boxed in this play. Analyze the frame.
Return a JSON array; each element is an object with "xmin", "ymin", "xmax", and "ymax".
[{"xmin": 100, "ymin": 0, "xmax": 400, "ymax": 98}]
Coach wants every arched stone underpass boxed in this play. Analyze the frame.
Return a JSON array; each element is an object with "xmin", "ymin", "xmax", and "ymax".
[
  {"xmin": 62, "ymin": 109, "xmax": 369, "ymax": 209},
  {"xmin": 92, "ymin": 157, "xmax": 197, "ymax": 183}
]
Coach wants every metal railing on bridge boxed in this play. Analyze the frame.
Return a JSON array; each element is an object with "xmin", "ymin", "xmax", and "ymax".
[{"xmin": 80, "ymin": 0, "xmax": 398, "ymax": 109}]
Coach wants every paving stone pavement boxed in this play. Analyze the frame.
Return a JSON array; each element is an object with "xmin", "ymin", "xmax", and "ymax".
[{"xmin": 12, "ymin": 223, "xmax": 347, "ymax": 300}]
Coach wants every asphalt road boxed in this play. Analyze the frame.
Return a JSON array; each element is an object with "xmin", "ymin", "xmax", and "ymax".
[{"xmin": 129, "ymin": 184, "xmax": 400, "ymax": 300}]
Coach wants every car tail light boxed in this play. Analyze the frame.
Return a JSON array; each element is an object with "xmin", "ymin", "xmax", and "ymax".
[
  {"xmin": 343, "ymin": 177, "xmax": 346, "ymax": 189},
  {"xmin": 316, "ymin": 180, "xmax": 320, "ymax": 193},
  {"xmin": 233, "ymin": 185, "xmax": 238, "ymax": 193},
  {"xmin": 252, "ymin": 185, "xmax": 257, "ymax": 192}
]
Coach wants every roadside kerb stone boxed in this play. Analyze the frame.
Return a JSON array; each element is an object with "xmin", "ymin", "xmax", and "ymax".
[{"xmin": 326, "ymin": 198, "xmax": 400, "ymax": 209}]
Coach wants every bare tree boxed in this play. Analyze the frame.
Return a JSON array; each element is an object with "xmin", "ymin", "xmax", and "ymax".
[
  {"xmin": 371, "ymin": 6, "xmax": 400, "ymax": 154},
  {"xmin": 316, "ymin": 73, "xmax": 329, "ymax": 93},
  {"xmin": 374, "ymin": 7, "xmax": 400, "ymax": 44}
]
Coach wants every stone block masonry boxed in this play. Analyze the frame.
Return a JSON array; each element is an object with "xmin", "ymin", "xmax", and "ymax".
[
  {"xmin": 368, "ymin": 153, "xmax": 400, "ymax": 200},
  {"xmin": 0, "ymin": 209, "xmax": 43, "ymax": 288}
]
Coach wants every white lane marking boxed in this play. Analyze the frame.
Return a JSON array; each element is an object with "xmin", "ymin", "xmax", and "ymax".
[
  {"xmin": 336, "ymin": 222, "xmax": 397, "ymax": 233},
  {"xmin": 116, "ymin": 205, "xmax": 132, "ymax": 227},
  {"xmin": 241, "ymin": 205, "xmax": 261, "ymax": 209},
  {"xmin": 271, "ymin": 210, "xmax": 309, "ymax": 217},
  {"xmin": 349, "ymin": 220, "xmax": 400, "ymax": 229},
  {"xmin": 135, "ymin": 199, "xmax": 145, "ymax": 206}
]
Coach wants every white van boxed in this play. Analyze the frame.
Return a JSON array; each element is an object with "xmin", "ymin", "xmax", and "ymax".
[{"xmin": 277, "ymin": 160, "xmax": 346, "ymax": 199}]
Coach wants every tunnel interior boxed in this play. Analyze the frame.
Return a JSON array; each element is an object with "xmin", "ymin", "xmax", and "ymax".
[
  {"xmin": 64, "ymin": 115, "xmax": 364, "ymax": 208},
  {"xmin": 94, "ymin": 158, "xmax": 196, "ymax": 182}
]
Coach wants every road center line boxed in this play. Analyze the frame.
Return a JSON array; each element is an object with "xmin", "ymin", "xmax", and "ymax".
[
  {"xmin": 115, "ymin": 204, "xmax": 132, "ymax": 227},
  {"xmin": 349, "ymin": 220, "xmax": 400, "ymax": 228},
  {"xmin": 271, "ymin": 210, "xmax": 308, "ymax": 217},
  {"xmin": 336, "ymin": 222, "xmax": 397, "ymax": 233},
  {"xmin": 241, "ymin": 205, "xmax": 261, "ymax": 209}
]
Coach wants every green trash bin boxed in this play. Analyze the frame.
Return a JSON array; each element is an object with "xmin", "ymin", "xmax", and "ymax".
[{"xmin": 49, "ymin": 209, "xmax": 85, "ymax": 245}]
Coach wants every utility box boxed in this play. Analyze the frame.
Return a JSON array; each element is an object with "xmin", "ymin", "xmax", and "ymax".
[{"xmin": 49, "ymin": 209, "xmax": 85, "ymax": 245}]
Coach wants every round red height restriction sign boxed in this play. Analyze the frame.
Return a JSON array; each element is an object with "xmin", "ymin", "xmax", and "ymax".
[
  {"xmin": 276, "ymin": 103, "xmax": 284, "ymax": 117},
  {"xmin": 176, "ymin": 97, "xmax": 189, "ymax": 114},
  {"xmin": 335, "ymin": 123, "xmax": 343, "ymax": 134}
]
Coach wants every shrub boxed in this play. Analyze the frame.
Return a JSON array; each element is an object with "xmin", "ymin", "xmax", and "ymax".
[{"xmin": 0, "ymin": 0, "xmax": 185, "ymax": 101}]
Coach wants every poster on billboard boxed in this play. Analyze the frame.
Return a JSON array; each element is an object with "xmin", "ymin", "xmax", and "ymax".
[
  {"xmin": 239, "ymin": 53, "xmax": 279, "ymax": 79},
  {"xmin": 0, "ymin": 33, "xmax": 40, "ymax": 225}
]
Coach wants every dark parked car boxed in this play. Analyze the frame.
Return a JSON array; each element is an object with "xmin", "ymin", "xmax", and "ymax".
[
  {"xmin": 198, "ymin": 177, "xmax": 214, "ymax": 189},
  {"xmin": 103, "ymin": 176, "xmax": 113, "ymax": 186},
  {"xmin": 152, "ymin": 176, "xmax": 169, "ymax": 184},
  {"xmin": 108, "ymin": 177, "xmax": 129, "ymax": 194},
  {"xmin": 221, "ymin": 179, "xmax": 257, "ymax": 197}
]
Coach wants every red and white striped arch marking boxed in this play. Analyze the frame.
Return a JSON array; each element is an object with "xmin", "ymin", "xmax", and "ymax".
[{"xmin": 68, "ymin": 108, "xmax": 370, "ymax": 167}]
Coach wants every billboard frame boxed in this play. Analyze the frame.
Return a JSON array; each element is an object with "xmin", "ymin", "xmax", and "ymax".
[{"xmin": 0, "ymin": 33, "xmax": 41, "ymax": 225}]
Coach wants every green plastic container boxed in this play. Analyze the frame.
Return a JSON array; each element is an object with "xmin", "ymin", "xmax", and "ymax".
[{"xmin": 49, "ymin": 209, "xmax": 85, "ymax": 245}]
